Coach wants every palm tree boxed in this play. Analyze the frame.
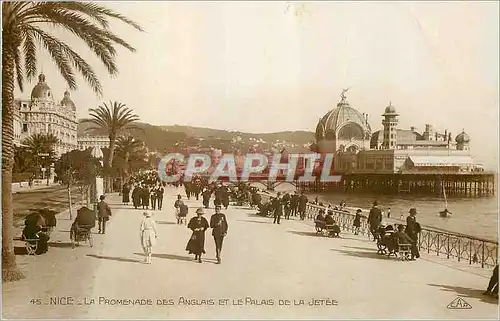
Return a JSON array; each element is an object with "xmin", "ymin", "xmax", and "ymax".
[
  {"xmin": 2, "ymin": 2, "xmax": 142, "ymax": 282},
  {"xmin": 116, "ymin": 135, "xmax": 143, "ymax": 178},
  {"xmin": 22, "ymin": 133, "xmax": 59, "ymax": 182},
  {"xmin": 83, "ymin": 102, "xmax": 140, "ymax": 192}
]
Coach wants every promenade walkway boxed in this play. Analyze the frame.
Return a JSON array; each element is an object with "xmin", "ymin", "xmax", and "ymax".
[{"xmin": 2, "ymin": 187, "xmax": 498, "ymax": 319}]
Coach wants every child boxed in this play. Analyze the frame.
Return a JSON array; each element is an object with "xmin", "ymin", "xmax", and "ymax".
[
  {"xmin": 140, "ymin": 212, "xmax": 157, "ymax": 264},
  {"xmin": 353, "ymin": 209, "xmax": 362, "ymax": 235}
]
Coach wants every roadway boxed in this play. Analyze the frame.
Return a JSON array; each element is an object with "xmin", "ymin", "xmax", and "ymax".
[{"xmin": 2, "ymin": 186, "xmax": 498, "ymax": 319}]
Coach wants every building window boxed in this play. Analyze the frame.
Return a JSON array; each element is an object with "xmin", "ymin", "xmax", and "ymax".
[{"xmin": 22, "ymin": 124, "xmax": 28, "ymax": 132}]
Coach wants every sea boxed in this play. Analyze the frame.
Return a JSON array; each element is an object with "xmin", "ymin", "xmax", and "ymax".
[{"xmin": 270, "ymin": 183, "xmax": 498, "ymax": 242}]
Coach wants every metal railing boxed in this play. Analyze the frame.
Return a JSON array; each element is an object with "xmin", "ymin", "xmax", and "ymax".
[{"xmin": 258, "ymin": 192, "xmax": 498, "ymax": 268}]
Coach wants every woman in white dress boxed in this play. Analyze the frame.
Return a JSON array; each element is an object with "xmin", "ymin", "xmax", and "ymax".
[{"xmin": 140, "ymin": 212, "xmax": 157, "ymax": 264}]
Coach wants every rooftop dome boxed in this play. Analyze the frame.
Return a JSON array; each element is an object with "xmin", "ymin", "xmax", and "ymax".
[
  {"xmin": 60, "ymin": 90, "xmax": 76, "ymax": 111},
  {"xmin": 455, "ymin": 130, "xmax": 470, "ymax": 144},
  {"xmin": 315, "ymin": 90, "xmax": 371, "ymax": 141},
  {"xmin": 383, "ymin": 102, "xmax": 398, "ymax": 115},
  {"xmin": 30, "ymin": 73, "xmax": 53, "ymax": 100}
]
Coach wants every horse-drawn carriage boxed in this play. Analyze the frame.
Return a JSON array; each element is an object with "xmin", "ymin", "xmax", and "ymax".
[{"xmin": 70, "ymin": 207, "xmax": 95, "ymax": 248}]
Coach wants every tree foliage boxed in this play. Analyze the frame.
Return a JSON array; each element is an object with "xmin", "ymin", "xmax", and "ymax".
[
  {"xmin": 2, "ymin": 1, "xmax": 142, "ymax": 282},
  {"xmin": 54, "ymin": 149, "xmax": 103, "ymax": 187}
]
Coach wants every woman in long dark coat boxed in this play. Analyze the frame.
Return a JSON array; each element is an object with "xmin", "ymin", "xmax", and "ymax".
[
  {"xmin": 122, "ymin": 183, "xmax": 131, "ymax": 204},
  {"xmin": 142, "ymin": 186, "xmax": 150, "ymax": 210},
  {"xmin": 186, "ymin": 208, "xmax": 209, "ymax": 263},
  {"xmin": 132, "ymin": 185, "xmax": 142, "ymax": 209}
]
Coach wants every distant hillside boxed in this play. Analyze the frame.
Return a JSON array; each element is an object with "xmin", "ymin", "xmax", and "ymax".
[
  {"xmin": 78, "ymin": 120, "xmax": 188, "ymax": 152},
  {"xmin": 160, "ymin": 125, "xmax": 315, "ymax": 145},
  {"xmin": 78, "ymin": 121, "xmax": 315, "ymax": 152}
]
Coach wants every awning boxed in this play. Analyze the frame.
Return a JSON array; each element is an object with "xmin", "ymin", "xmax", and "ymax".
[{"xmin": 408, "ymin": 156, "xmax": 475, "ymax": 167}]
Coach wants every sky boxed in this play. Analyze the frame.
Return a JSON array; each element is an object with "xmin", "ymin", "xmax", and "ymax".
[{"xmin": 15, "ymin": 1, "xmax": 499, "ymax": 169}]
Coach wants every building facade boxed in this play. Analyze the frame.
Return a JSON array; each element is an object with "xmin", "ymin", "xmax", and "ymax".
[
  {"xmin": 77, "ymin": 135, "xmax": 110, "ymax": 151},
  {"xmin": 315, "ymin": 90, "xmax": 477, "ymax": 174},
  {"xmin": 14, "ymin": 73, "xmax": 78, "ymax": 156}
]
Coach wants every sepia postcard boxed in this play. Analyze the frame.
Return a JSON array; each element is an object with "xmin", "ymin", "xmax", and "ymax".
[{"xmin": 1, "ymin": 1, "xmax": 498, "ymax": 319}]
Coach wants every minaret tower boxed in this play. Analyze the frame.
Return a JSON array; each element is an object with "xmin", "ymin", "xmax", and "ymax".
[{"xmin": 381, "ymin": 102, "xmax": 399, "ymax": 149}]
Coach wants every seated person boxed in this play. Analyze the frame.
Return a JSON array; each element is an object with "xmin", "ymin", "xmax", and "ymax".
[
  {"xmin": 38, "ymin": 208, "xmax": 57, "ymax": 228},
  {"xmin": 70, "ymin": 207, "xmax": 96, "ymax": 239},
  {"xmin": 330, "ymin": 220, "xmax": 341, "ymax": 237},
  {"xmin": 325, "ymin": 212, "xmax": 334, "ymax": 225},
  {"xmin": 394, "ymin": 225, "xmax": 420, "ymax": 260},
  {"xmin": 24, "ymin": 212, "xmax": 45, "ymax": 228},
  {"xmin": 316, "ymin": 209, "xmax": 326, "ymax": 222},
  {"xmin": 22, "ymin": 218, "xmax": 49, "ymax": 255}
]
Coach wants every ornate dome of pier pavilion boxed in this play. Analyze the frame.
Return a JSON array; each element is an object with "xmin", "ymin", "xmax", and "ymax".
[{"xmin": 315, "ymin": 89, "xmax": 371, "ymax": 153}]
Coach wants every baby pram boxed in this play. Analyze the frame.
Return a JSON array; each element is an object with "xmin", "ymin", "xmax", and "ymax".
[
  {"xmin": 70, "ymin": 207, "xmax": 96, "ymax": 248},
  {"xmin": 177, "ymin": 204, "xmax": 188, "ymax": 225}
]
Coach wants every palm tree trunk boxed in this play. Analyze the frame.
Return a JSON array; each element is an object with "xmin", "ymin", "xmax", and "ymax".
[
  {"xmin": 107, "ymin": 137, "xmax": 116, "ymax": 193},
  {"xmin": 2, "ymin": 47, "xmax": 25, "ymax": 281}
]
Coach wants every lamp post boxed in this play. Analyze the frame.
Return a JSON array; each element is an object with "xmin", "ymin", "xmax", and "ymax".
[
  {"xmin": 91, "ymin": 147, "xmax": 104, "ymax": 213},
  {"xmin": 38, "ymin": 153, "xmax": 50, "ymax": 186}
]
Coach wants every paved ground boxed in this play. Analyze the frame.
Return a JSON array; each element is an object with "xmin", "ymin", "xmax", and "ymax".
[{"xmin": 2, "ymin": 186, "xmax": 498, "ymax": 319}]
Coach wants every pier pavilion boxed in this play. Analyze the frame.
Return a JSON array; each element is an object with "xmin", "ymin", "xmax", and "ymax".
[{"xmin": 312, "ymin": 90, "xmax": 495, "ymax": 197}]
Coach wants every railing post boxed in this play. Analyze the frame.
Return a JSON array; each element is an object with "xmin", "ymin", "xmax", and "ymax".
[
  {"xmin": 447, "ymin": 236, "xmax": 450, "ymax": 259},
  {"xmin": 437, "ymin": 234, "xmax": 440, "ymax": 256},
  {"xmin": 481, "ymin": 241, "xmax": 485, "ymax": 268},
  {"xmin": 427, "ymin": 233, "xmax": 430, "ymax": 254},
  {"xmin": 469, "ymin": 242, "xmax": 472, "ymax": 265}
]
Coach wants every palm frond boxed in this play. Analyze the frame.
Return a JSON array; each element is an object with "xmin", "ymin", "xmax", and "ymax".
[
  {"xmin": 27, "ymin": 26, "xmax": 76, "ymax": 90},
  {"xmin": 22, "ymin": 28, "xmax": 37, "ymax": 80},
  {"xmin": 54, "ymin": 2, "xmax": 144, "ymax": 31},
  {"xmin": 14, "ymin": 46, "xmax": 24, "ymax": 92}
]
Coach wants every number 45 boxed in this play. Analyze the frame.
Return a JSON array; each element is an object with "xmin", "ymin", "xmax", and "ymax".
[{"xmin": 30, "ymin": 299, "xmax": 41, "ymax": 305}]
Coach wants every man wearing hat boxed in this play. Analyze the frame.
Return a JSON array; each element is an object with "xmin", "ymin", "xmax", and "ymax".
[
  {"xmin": 405, "ymin": 208, "xmax": 421, "ymax": 260},
  {"xmin": 273, "ymin": 192, "xmax": 284, "ymax": 224},
  {"xmin": 186, "ymin": 207, "xmax": 209, "ymax": 263},
  {"xmin": 210, "ymin": 205, "xmax": 228, "ymax": 264},
  {"xmin": 368, "ymin": 200, "xmax": 382, "ymax": 241}
]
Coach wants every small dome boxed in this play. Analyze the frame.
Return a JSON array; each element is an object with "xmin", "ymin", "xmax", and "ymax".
[
  {"xmin": 60, "ymin": 90, "xmax": 76, "ymax": 111},
  {"xmin": 30, "ymin": 73, "xmax": 53, "ymax": 100},
  {"xmin": 383, "ymin": 102, "xmax": 397, "ymax": 115},
  {"xmin": 455, "ymin": 130, "xmax": 470, "ymax": 144}
]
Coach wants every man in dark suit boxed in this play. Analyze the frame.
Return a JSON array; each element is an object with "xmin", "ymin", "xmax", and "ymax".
[
  {"xmin": 97, "ymin": 195, "xmax": 112, "ymax": 234},
  {"xmin": 405, "ymin": 208, "xmax": 421, "ymax": 259},
  {"xmin": 273, "ymin": 192, "xmax": 284, "ymax": 224},
  {"xmin": 210, "ymin": 205, "xmax": 228, "ymax": 264},
  {"xmin": 298, "ymin": 192, "xmax": 308, "ymax": 220},
  {"xmin": 368, "ymin": 200, "xmax": 382, "ymax": 241},
  {"xmin": 282, "ymin": 192, "xmax": 291, "ymax": 220}
]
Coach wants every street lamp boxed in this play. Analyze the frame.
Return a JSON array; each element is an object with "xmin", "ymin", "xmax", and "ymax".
[
  {"xmin": 38, "ymin": 153, "xmax": 50, "ymax": 186},
  {"xmin": 91, "ymin": 147, "xmax": 104, "ymax": 212}
]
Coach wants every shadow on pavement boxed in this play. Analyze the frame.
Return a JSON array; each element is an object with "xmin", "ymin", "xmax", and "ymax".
[
  {"xmin": 48, "ymin": 242, "xmax": 74, "ymax": 248},
  {"xmin": 237, "ymin": 219, "xmax": 271, "ymax": 224},
  {"xmin": 156, "ymin": 221, "xmax": 177, "ymax": 225},
  {"xmin": 87, "ymin": 254, "xmax": 142, "ymax": 263},
  {"xmin": 343, "ymin": 245, "xmax": 376, "ymax": 251},
  {"xmin": 427, "ymin": 283, "xmax": 499, "ymax": 305},
  {"xmin": 134, "ymin": 252, "xmax": 193, "ymax": 262},
  {"xmin": 330, "ymin": 248, "xmax": 390, "ymax": 260},
  {"xmin": 14, "ymin": 247, "xmax": 28, "ymax": 255},
  {"xmin": 288, "ymin": 231, "xmax": 322, "ymax": 237},
  {"xmin": 59, "ymin": 229, "xmax": 100, "ymax": 235}
]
